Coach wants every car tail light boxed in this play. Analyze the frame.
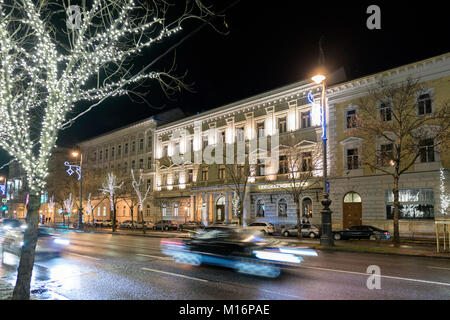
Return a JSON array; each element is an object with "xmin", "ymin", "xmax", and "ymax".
[{"xmin": 384, "ymin": 232, "xmax": 389, "ymax": 235}]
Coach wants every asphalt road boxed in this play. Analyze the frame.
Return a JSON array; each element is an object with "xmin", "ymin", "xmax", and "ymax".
[{"xmin": 1, "ymin": 231, "xmax": 450, "ymax": 300}]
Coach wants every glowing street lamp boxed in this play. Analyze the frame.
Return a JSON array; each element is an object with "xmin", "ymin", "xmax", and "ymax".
[{"xmin": 311, "ymin": 70, "xmax": 334, "ymax": 247}]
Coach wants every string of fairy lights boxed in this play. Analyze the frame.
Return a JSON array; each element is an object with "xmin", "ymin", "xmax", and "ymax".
[{"xmin": 0, "ymin": 0, "xmax": 184, "ymax": 195}]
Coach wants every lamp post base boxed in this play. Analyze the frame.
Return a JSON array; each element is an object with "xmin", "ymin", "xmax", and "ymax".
[
  {"xmin": 320, "ymin": 192, "xmax": 334, "ymax": 247},
  {"xmin": 77, "ymin": 209, "xmax": 83, "ymax": 229}
]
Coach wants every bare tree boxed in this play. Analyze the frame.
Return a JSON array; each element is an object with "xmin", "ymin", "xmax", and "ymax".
[
  {"xmin": 280, "ymin": 143, "xmax": 322, "ymax": 239},
  {"xmin": 100, "ymin": 172, "xmax": 124, "ymax": 232},
  {"xmin": 63, "ymin": 193, "xmax": 75, "ymax": 226},
  {"xmin": 224, "ymin": 163, "xmax": 250, "ymax": 226},
  {"xmin": 131, "ymin": 169, "xmax": 152, "ymax": 233},
  {"xmin": 350, "ymin": 77, "xmax": 450, "ymax": 243}
]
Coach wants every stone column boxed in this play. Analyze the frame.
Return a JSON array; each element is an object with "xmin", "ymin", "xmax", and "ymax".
[{"xmin": 225, "ymin": 192, "xmax": 231, "ymax": 222}]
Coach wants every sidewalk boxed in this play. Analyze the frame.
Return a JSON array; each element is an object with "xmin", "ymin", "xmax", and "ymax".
[{"xmin": 45, "ymin": 225, "xmax": 450, "ymax": 259}]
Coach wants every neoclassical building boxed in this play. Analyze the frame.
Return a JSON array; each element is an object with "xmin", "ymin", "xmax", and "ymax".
[{"xmin": 72, "ymin": 52, "xmax": 450, "ymax": 235}]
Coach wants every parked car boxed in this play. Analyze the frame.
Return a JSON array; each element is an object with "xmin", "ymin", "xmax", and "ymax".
[
  {"xmin": 178, "ymin": 221, "xmax": 203, "ymax": 232},
  {"xmin": 119, "ymin": 220, "xmax": 134, "ymax": 229},
  {"xmin": 92, "ymin": 220, "xmax": 104, "ymax": 227},
  {"xmin": 153, "ymin": 220, "xmax": 178, "ymax": 231},
  {"xmin": 333, "ymin": 225, "xmax": 390, "ymax": 240},
  {"xmin": 101, "ymin": 220, "xmax": 118, "ymax": 228},
  {"xmin": 145, "ymin": 221, "xmax": 155, "ymax": 229},
  {"xmin": 245, "ymin": 222, "xmax": 275, "ymax": 235},
  {"xmin": 281, "ymin": 224, "xmax": 321, "ymax": 238}
]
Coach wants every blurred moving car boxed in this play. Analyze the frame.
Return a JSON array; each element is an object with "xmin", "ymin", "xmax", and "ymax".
[
  {"xmin": 245, "ymin": 222, "xmax": 275, "ymax": 235},
  {"xmin": 178, "ymin": 221, "xmax": 203, "ymax": 232},
  {"xmin": 333, "ymin": 225, "xmax": 390, "ymax": 240},
  {"xmin": 153, "ymin": 220, "xmax": 178, "ymax": 231},
  {"xmin": 101, "ymin": 220, "xmax": 118, "ymax": 228},
  {"xmin": 0, "ymin": 219, "xmax": 27, "ymax": 234},
  {"xmin": 161, "ymin": 226, "xmax": 317, "ymax": 278},
  {"xmin": 1, "ymin": 228, "xmax": 70, "ymax": 264},
  {"xmin": 281, "ymin": 224, "xmax": 321, "ymax": 238},
  {"xmin": 92, "ymin": 220, "xmax": 104, "ymax": 227}
]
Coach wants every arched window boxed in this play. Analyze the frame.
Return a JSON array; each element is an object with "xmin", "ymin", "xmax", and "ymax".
[
  {"xmin": 173, "ymin": 202, "xmax": 179, "ymax": 216},
  {"xmin": 278, "ymin": 198, "xmax": 288, "ymax": 217},
  {"xmin": 216, "ymin": 196, "xmax": 225, "ymax": 206},
  {"xmin": 256, "ymin": 199, "xmax": 265, "ymax": 217},
  {"xmin": 302, "ymin": 198, "xmax": 312, "ymax": 218},
  {"xmin": 344, "ymin": 192, "xmax": 362, "ymax": 203}
]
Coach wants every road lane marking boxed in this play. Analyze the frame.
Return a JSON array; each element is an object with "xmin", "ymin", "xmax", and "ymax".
[
  {"xmin": 428, "ymin": 266, "xmax": 450, "ymax": 271},
  {"xmin": 141, "ymin": 267, "xmax": 208, "ymax": 282},
  {"xmin": 67, "ymin": 252, "xmax": 101, "ymax": 260},
  {"xmin": 137, "ymin": 253, "xmax": 173, "ymax": 261},
  {"xmin": 298, "ymin": 264, "xmax": 450, "ymax": 287}
]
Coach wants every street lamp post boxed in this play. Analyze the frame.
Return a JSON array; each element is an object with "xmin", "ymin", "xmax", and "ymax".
[
  {"xmin": 312, "ymin": 73, "xmax": 334, "ymax": 247},
  {"xmin": 71, "ymin": 151, "xmax": 83, "ymax": 229}
]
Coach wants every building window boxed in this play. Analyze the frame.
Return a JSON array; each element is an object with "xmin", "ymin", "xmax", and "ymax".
[
  {"xmin": 163, "ymin": 145, "xmax": 168, "ymax": 157},
  {"xmin": 347, "ymin": 148, "xmax": 359, "ymax": 170},
  {"xmin": 202, "ymin": 168, "xmax": 208, "ymax": 181},
  {"xmin": 419, "ymin": 139, "xmax": 434, "ymax": 163},
  {"xmin": 99, "ymin": 151, "xmax": 102, "ymax": 160},
  {"xmin": 132, "ymin": 141, "xmax": 136, "ymax": 152},
  {"xmin": 125, "ymin": 143, "xmax": 129, "ymax": 155},
  {"xmin": 187, "ymin": 169, "xmax": 193, "ymax": 183},
  {"xmin": 236, "ymin": 127, "xmax": 245, "ymax": 142},
  {"xmin": 139, "ymin": 139, "xmax": 144, "ymax": 151},
  {"xmin": 147, "ymin": 157, "xmax": 152, "ymax": 169},
  {"xmin": 162, "ymin": 174, "xmax": 167, "ymax": 186},
  {"xmin": 173, "ymin": 203, "xmax": 179, "ymax": 216},
  {"xmin": 219, "ymin": 165, "xmax": 226, "ymax": 180},
  {"xmin": 257, "ymin": 121, "xmax": 265, "ymax": 138},
  {"xmin": 146, "ymin": 205, "xmax": 151, "ymax": 217},
  {"xmin": 302, "ymin": 198, "xmax": 312, "ymax": 220},
  {"xmin": 417, "ymin": 93, "xmax": 432, "ymax": 115},
  {"xmin": 103, "ymin": 206, "xmax": 106, "ymax": 217},
  {"xmin": 97, "ymin": 207, "xmax": 101, "ymax": 216},
  {"xmin": 256, "ymin": 199, "xmax": 265, "ymax": 217},
  {"xmin": 131, "ymin": 160, "xmax": 135, "ymax": 169},
  {"xmin": 111, "ymin": 147, "xmax": 115, "ymax": 158},
  {"xmin": 379, "ymin": 143, "xmax": 394, "ymax": 167},
  {"xmin": 301, "ymin": 111, "xmax": 311, "ymax": 128},
  {"xmin": 146, "ymin": 179, "xmax": 151, "ymax": 191},
  {"xmin": 256, "ymin": 159, "xmax": 265, "ymax": 176},
  {"xmin": 105, "ymin": 149, "xmax": 108, "ymax": 160},
  {"xmin": 278, "ymin": 198, "xmax": 288, "ymax": 217},
  {"xmin": 162, "ymin": 203, "xmax": 167, "ymax": 216},
  {"xmin": 118, "ymin": 145, "xmax": 121, "ymax": 156},
  {"xmin": 385, "ymin": 189, "xmax": 434, "ymax": 219},
  {"xmin": 278, "ymin": 117, "xmax": 287, "ymax": 133},
  {"xmin": 344, "ymin": 192, "xmax": 362, "ymax": 203},
  {"xmin": 219, "ymin": 130, "xmax": 225, "ymax": 144},
  {"xmin": 379, "ymin": 103, "xmax": 392, "ymax": 122},
  {"xmin": 139, "ymin": 158, "xmax": 143, "ymax": 169},
  {"xmin": 301, "ymin": 152, "xmax": 312, "ymax": 172},
  {"xmin": 346, "ymin": 109, "xmax": 358, "ymax": 129},
  {"xmin": 147, "ymin": 136, "xmax": 152, "ymax": 149},
  {"xmin": 122, "ymin": 206, "xmax": 126, "ymax": 216},
  {"xmin": 279, "ymin": 155, "xmax": 288, "ymax": 174},
  {"xmin": 203, "ymin": 135, "xmax": 208, "ymax": 148}
]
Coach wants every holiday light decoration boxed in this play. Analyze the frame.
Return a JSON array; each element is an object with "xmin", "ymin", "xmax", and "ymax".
[
  {"xmin": 131, "ymin": 169, "xmax": 151, "ymax": 218},
  {"xmin": 440, "ymin": 169, "xmax": 450, "ymax": 216},
  {"xmin": 100, "ymin": 172, "xmax": 124, "ymax": 212},
  {"xmin": 0, "ymin": 0, "xmax": 213, "ymax": 197}
]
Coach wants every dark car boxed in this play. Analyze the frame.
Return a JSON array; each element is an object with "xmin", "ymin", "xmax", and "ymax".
[
  {"xmin": 153, "ymin": 220, "xmax": 178, "ymax": 231},
  {"xmin": 333, "ymin": 225, "xmax": 390, "ymax": 240},
  {"xmin": 2, "ymin": 228, "xmax": 70, "ymax": 264},
  {"xmin": 178, "ymin": 221, "xmax": 203, "ymax": 232},
  {"xmin": 161, "ymin": 226, "xmax": 317, "ymax": 278}
]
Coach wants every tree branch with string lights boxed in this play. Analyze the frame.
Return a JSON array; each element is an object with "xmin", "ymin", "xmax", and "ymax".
[{"xmin": 0, "ymin": 0, "xmax": 222, "ymax": 299}]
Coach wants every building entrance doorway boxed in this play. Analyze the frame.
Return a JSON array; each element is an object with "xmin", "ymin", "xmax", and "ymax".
[
  {"xmin": 216, "ymin": 196, "xmax": 225, "ymax": 222},
  {"xmin": 343, "ymin": 192, "xmax": 362, "ymax": 229}
]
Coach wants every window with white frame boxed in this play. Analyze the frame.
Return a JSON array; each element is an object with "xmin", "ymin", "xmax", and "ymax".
[
  {"xmin": 278, "ymin": 198, "xmax": 287, "ymax": 217},
  {"xmin": 379, "ymin": 102, "xmax": 392, "ymax": 122},
  {"xmin": 385, "ymin": 189, "xmax": 434, "ymax": 219},
  {"xmin": 278, "ymin": 117, "xmax": 287, "ymax": 133},
  {"xmin": 346, "ymin": 109, "xmax": 358, "ymax": 129},
  {"xmin": 236, "ymin": 127, "xmax": 245, "ymax": 142},
  {"xmin": 419, "ymin": 139, "xmax": 435, "ymax": 163},
  {"xmin": 103, "ymin": 206, "xmax": 106, "ymax": 216},
  {"xmin": 417, "ymin": 93, "xmax": 432, "ymax": 115},
  {"xmin": 162, "ymin": 203, "xmax": 167, "ymax": 216},
  {"xmin": 346, "ymin": 148, "xmax": 359, "ymax": 170},
  {"xmin": 173, "ymin": 203, "xmax": 179, "ymax": 216},
  {"xmin": 257, "ymin": 121, "xmax": 265, "ymax": 138},
  {"xmin": 146, "ymin": 205, "xmax": 150, "ymax": 217},
  {"xmin": 379, "ymin": 143, "xmax": 394, "ymax": 167}
]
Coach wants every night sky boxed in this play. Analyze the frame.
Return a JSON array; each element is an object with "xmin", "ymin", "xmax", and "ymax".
[{"xmin": 1, "ymin": 0, "xmax": 449, "ymax": 174}]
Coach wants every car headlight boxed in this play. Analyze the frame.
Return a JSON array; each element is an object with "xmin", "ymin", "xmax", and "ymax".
[
  {"xmin": 21, "ymin": 224, "xmax": 27, "ymax": 230},
  {"xmin": 54, "ymin": 238, "xmax": 70, "ymax": 245}
]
